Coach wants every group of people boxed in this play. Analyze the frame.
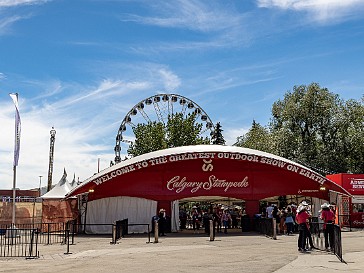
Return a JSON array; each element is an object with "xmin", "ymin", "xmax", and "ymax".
[
  {"xmin": 265, "ymin": 203, "xmax": 298, "ymax": 235},
  {"xmin": 180, "ymin": 204, "xmax": 246, "ymax": 234},
  {"xmin": 296, "ymin": 202, "xmax": 336, "ymax": 252},
  {"xmin": 265, "ymin": 201, "xmax": 336, "ymax": 252}
]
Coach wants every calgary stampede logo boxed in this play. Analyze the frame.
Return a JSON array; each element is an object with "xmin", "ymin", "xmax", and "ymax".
[{"xmin": 166, "ymin": 159, "xmax": 249, "ymax": 193}]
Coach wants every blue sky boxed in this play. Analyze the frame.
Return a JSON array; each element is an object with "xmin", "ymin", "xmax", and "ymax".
[{"xmin": 1, "ymin": 0, "xmax": 364, "ymax": 190}]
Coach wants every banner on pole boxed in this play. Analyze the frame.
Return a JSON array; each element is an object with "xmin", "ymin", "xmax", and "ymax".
[{"xmin": 9, "ymin": 93, "xmax": 21, "ymax": 167}]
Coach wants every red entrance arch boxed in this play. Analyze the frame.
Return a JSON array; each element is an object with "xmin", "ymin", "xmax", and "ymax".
[{"xmin": 67, "ymin": 145, "xmax": 350, "ymax": 218}]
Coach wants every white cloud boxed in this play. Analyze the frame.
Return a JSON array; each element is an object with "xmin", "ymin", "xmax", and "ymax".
[
  {"xmin": 0, "ymin": 63, "xmax": 205, "ymax": 190},
  {"xmin": 122, "ymin": 0, "xmax": 241, "ymax": 33},
  {"xmin": 0, "ymin": 77, "xmax": 154, "ymax": 190},
  {"xmin": 120, "ymin": 0, "xmax": 252, "ymax": 49},
  {"xmin": 0, "ymin": 0, "xmax": 49, "ymax": 35},
  {"xmin": 224, "ymin": 127, "xmax": 250, "ymax": 146},
  {"xmin": 0, "ymin": 15, "xmax": 23, "ymax": 34},
  {"xmin": 158, "ymin": 68, "xmax": 181, "ymax": 91},
  {"xmin": 0, "ymin": 0, "xmax": 48, "ymax": 7},
  {"xmin": 257, "ymin": 0, "xmax": 364, "ymax": 23}
]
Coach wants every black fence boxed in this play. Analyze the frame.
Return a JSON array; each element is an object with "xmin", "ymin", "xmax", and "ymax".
[
  {"xmin": 1, "ymin": 223, "xmax": 66, "ymax": 245},
  {"xmin": 116, "ymin": 219, "xmax": 128, "ymax": 239},
  {"xmin": 337, "ymin": 214, "xmax": 352, "ymax": 231},
  {"xmin": 110, "ymin": 219, "xmax": 151, "ymax": 244},
  {"xmin": 254, "ymin": 217, "xmax": 274, "ymax": 238},
  {"xmin": 309, "ymin": 220, "xmax": 345, "ymax": 263},
  {"xmin": 0, "ymin": 228, "xmax": 39, "ymax": 258}
]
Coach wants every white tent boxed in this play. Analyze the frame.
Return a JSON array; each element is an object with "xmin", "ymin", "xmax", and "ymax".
[
  {"xmin": 69, "ymin": 173, "xmax": 78, "ymax": 189},
  {"xmin": 41, "ymin": 169, "xmax": 72, "ymax": 199}
]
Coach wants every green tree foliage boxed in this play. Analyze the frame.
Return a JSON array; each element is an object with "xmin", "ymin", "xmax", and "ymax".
[
  {"xmin": 166, "ymin": 112, "xmax": 210, "ymax": 147},
  {"xmin": 127, "ymin": 112, "xmax": 210, "ymax": 157},
  {"xmin": 211, "ymin": 122, "xmax": 226, "ymax": 145},
  {"xmin": 235, "ymin": 83, "xmax": 364, "ymax": 174},
  {"xmin": 344, "ymin": 98, "xmax": 364, "ymax": 173},
  {"xmin": 270, "ymin": 83, "xmax": 346, "ymax": 173},
  {"xmin": 235, "ymin": 120, "xmax": 273, "ymax": 153},
  {"xmin": 127, "ymin": 121, "xmax": 166, "ymax": 156}
]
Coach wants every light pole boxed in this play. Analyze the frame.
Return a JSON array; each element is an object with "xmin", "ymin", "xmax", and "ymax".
[
  {"xmin": 39, "ymin": 176, "xmax": 43, "ymax": 195},
  {"xmin": 47, "ymin": 127, "xmax": 56, "ymax": 192}
]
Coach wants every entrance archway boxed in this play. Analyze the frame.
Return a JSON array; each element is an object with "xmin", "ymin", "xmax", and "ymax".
[{"xmin": 67, "ymin": 145, "xmax": 350, "ymax": 232}]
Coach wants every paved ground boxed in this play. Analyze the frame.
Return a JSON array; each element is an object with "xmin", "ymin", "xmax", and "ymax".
[{"xmin": 1, "ymin": 229, "xmax": 364, "ymax": 273}]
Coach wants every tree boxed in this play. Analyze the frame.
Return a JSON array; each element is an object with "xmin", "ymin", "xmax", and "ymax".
[
  {"xmin": 235, "ymin": 120, "xmax": 273, "ymax": 153},
  {"xmin": 166, "ymin": 112, "xmax": 210, "ymax": 148},
  {"xmin": 270, "ymin": 83, "xmax": 347, "ymax": 173},
  {"xmin": 127, "ymin": 121, "xmax": 166, "ymax": 157},
  {"xmin": 211, "ymin": 122, "xmax": 226, "ymax": 145},
  {"xmin": 127, "ymin": 113, "xmax": 210, "ymax": 157},
  {"xmin": 235, "ymin": 83, "xmax": 364, "ymax": 174},
  {"xmin": 344, "ymin": 97, "xmax": 364, "ymax": 173}
]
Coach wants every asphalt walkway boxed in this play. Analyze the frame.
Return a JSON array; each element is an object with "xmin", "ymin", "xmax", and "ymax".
[{"xmin": 1, "ymin": 229, "xmax": 363, "ymax": 273}]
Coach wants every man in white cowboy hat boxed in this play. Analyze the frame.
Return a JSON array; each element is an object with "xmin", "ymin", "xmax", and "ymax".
[
  {"xmin": 158, "ymin": 208, "xmax": 167, "ymax": 236},
  {"xmin": 296, "ymin": 205, "xmax": 310, "ymax": 252},
  {"xmin": 299, "ymin": 201, "xmax": 318, "ymax": 250},
  {"xmin": 320, "ymin": 203, "xmax": 335, "ymax": 251}
]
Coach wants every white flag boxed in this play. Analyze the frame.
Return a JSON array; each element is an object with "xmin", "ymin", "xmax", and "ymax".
[{"xmin": 9, "ymin": 93, "xmax": 21, "ymax": 166}]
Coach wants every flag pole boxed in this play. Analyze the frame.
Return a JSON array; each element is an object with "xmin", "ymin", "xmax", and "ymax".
[
  {"xmin": 12, "ymin": 166, "xmax": 17, "ymax": 226},
  {"xmin": 9, "ymin": 93, "xmax": 21, "ymax": 227}
]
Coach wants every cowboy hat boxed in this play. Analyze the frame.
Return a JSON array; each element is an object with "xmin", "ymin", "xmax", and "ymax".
[
  {"xmin": 297, "ymin": 205, "xmax": 306, "ymax": 212},
  {"xmin": 321, "ymin": 203, "xmax": 329, "ymax": 209},
  {"xmin": 300, "ymin": 201, "xmax": 309, "ymax": 206}
]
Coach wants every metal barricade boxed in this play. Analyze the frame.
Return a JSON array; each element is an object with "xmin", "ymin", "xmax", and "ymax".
[
  {"xmin": 0, "ymin": 228, "xmax": 39, "ymax": 258},
  {"xmin": 255, "ymin": 217, "xmax": 275, "ymax": 238},
  {"xmin": 111, "ymin": 220, "xmax": 151, "ymax": 244},
  {"xmin": 310, "ymin": 221, "xmax": 345, "ymax": 263}
]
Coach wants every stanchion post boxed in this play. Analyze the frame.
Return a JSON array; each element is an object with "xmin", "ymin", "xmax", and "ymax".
[
  {"xmin": 209, "ymin": 220, "xmax": 214, "ymax": 241},
  {"xmin": 64, "ymin": 229, "xmax": 72, "ymax": 255},
  {"xmin": 47, "ymin": 223, "xmax": 50, "ymax": 245},
  {"xmin": 272, "ymin": 218, "xmax": 277, "ymax": 240},
  {"xmin": 147, "ymin": 224, "xmax": 150, "ymax": 243},
  {"xmin": 111, "ymin": 223, "xmax": 116, "ymax": 244},
  {"xmin": 29, "ymin": 229, "xmax": 35, "ymax": 257},
  {"xmin": 71, "ymin": 222, "xmax": 75, "ymax": 245},
  {"xmin": 154, "ymin": 220, "xmax": 159, "ymax": 243}
]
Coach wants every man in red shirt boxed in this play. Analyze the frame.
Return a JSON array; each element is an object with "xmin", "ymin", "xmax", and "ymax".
[
  {"xmin": 320, "ymin": 203, "xmax": 335, "ymax": 251},
  {"xmin": 296, "ymin": 205, "xmax": 310, "ymax": 252}
]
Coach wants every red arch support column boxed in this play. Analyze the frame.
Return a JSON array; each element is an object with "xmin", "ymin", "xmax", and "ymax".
[{"xmin": 245, "ymin": 200, "xmax": 260, "ymax": 218}]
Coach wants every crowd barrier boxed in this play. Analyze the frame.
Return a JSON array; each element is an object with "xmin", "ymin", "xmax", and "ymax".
[
  {"xmin": 0, "ymin": 227, "xmax": 39, "ymax": 258},
  {"xmin": 309, "ymin": 221, "xmax": 344, "ymax": 263},
  {"xmin": 1, "ymin": 223, "xmax": 66, "ymax": 245},
  {"xmin": 254, "ymin": 217, "xmax": 275, "ymax": 238},
  {"xmin": 110, "ymin": 219, "xmax": 151, "ymax": 244}
]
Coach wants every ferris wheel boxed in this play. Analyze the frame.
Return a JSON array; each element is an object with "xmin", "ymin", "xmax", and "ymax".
[{"xmin": 114, "ymin": 93, "xmax": 215, "ymax": 163}]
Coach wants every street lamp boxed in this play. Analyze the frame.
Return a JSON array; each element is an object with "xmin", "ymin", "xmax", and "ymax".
[
  {"xmin": 39, "ymin": 176, "xmax": 43, "ymax": 195},
  {"xmin": 47, "ymin": 127, "xmax": 56, "ymax": 192}
]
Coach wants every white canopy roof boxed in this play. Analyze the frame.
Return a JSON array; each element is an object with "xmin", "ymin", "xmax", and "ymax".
[{"xmin": 41, "ymin": 168, "xmax": 72, "ymax": 199}]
